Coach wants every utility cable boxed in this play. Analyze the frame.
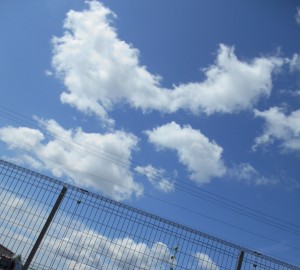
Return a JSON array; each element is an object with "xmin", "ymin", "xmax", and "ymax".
[{"xmin": 0, "ymin": 104, "xmax": 300, "ymax": 238}]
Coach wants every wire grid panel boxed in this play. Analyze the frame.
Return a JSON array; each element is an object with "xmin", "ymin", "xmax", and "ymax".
[{"xmin": 0, "ymin": 160, "xmax": 299, "ymax": 270}]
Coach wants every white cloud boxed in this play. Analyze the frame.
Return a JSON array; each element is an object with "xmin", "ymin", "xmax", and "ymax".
[
  {"xmin": 0, "ymin": 190, "xmax": 61, "ymax": 259},
  {"xmin": 195, "ymin": 252, "xmax": 219, "ymax": 270},
  {"xmin": 296, "ymin": 7, "xmax": 300, "ymax": 24},
  {"xmin": 0, "ymin": 120, "xmax": 143, "ymax": 201},
  {"xmin": 0, "ymin": 127, "xmax": 45, "ymax": 151},
  {"xmin": 295, "ymin": 90, "xmax": 300, "ymax": 97},
  {"xmin": 49, "ymin": 231, "xmax": 172, "ymax": 270},
  {"xmin": 279, "ymin": 89, "xmax": 300, "ymax": 98},
  {"xmin": 135, "ymin": 165, "xmax": 175, "ymax": 193},
  {"xmin": 3, "ymin": 154, "xmax": 45, "ymax": 171},
  {"xmin": 227, "ymin": 163, "xmax": 277, "ymax": 186},
  {"xmin": 52, "ymin": 1, "xmax": 282, "ymax": 125},
  {"xmin": 288, "ymin": 53, "xmax": 300, "ymax": 71},
  {"xmin": 145, "ymin": 122, "xmax": 226, "ymax": 185},
  {"xmin": 45, "ymin": 70, "xmax": 53, "ymax": 76},
  {"xmin": 1, "ymin": 190, "xmax": 220, "ymax": 270},
  {"xmin": 253, "ymin": 107, "xmax": 300, "ymax": 152},
  {"xmin": 0, "ymin": 190, "xmax": 172, "ymax": 270},
  {"xmin": 168, "ymin": 46, "xmax": 281, "ymax": 115}
]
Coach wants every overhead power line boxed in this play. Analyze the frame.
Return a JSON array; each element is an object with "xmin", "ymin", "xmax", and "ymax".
[{"xmin": 0, "ymin": 104, "xmax": 299, "ymax": 245}]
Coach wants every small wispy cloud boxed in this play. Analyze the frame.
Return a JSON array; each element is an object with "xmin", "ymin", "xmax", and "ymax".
[
  {"xmin": 227, "ymin": 163, "xmax": 278, "ymax": 186},
  {"xmin": 135, "ymin": 165, "xmax": 175, "ymax": 193},
  {"xmin": 45, "ymin": 70, "xmax": 53, "ymax": 76},
  {"xmin": 296, "ymin": 7, "xmax": 300, "ymax": 24}
]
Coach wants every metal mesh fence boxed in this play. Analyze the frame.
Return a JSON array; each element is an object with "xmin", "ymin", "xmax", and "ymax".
[{"xmin": 0, "ymin": 159, "xmax": 299, "ymax": 270}]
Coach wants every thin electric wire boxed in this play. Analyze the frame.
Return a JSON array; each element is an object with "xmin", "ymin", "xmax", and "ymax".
[
  {"xmin": 1, "ymin": 105, "xmax": 298, "ymax": 229},
  {"xmin": 3, "ymin": 154, "xmax": 300, "ymax": 254},
  {"xmin": 173, "ymin": 183, "xmax": 300, "ymax": 236},
  {"xmin": 0, "ymin": 104, "xmax": 300, "ymax": 238},
  {"xmin": 0, "ymin": 105, "xmax": 299, "ymax": 237}
]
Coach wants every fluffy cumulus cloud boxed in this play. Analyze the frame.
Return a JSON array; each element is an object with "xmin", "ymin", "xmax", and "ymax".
[
  {"xmin": 52, "ymin": 1, "xmax": 282, "ymax": 125},
  {"xmin": 145, "ymin": 122, "xmax": 226, "ymax": 185},
  {"xmin": 135, "ymin": 165, "xmax": 175, "ymax": 193},
  {"xmin": 194, "ymin": 253, "xmax": 219, "ymax": 270},
  {"xmin": 46, "ymin": 230, "xmax": 172, "ymax": 270},
  {"xmin": 253, "ymin": 107, "xmax": 300, "ymax": 152},
  {"xmin": 0, "ymin": 120, "xmax": 142, "ymax": 201},
  {"xmin": 0, "ymin": 190, "xmax": 171, "ymax": 270},
  {"xmin": 0, "ymin": 190, "xmax": 218, "ymax": 270}
]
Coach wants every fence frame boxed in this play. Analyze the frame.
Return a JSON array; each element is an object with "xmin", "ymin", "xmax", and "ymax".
[{"xmin": 0, "ymin": 159, "xmax": 299, "ymax": 270}]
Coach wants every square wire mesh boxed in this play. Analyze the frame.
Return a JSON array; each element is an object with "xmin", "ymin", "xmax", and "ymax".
[{"xmin": 0, "ymin": 159, "xmax": 299, "ymax": 270}]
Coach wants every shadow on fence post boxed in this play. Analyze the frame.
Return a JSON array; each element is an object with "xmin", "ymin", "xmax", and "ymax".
[
  {"xmin": 23, "ymin": 186, "xmax": 68, "ymax": 270},
  {"xmin": 236, "ymin": 250, "xmax": 244, "ymax": 270}
]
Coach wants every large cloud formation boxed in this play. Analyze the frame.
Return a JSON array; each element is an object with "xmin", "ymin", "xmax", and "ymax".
[
  {"xmin": 0, "ymin": 119, "xmax": 142, "ymax": 200},
  {"xmin": 145, "ymin": 122, "xmax": 226, "ymax": 184},
  {"xmin": 52, "ymin": 1, "xmax": 282, "ymax": 125}
]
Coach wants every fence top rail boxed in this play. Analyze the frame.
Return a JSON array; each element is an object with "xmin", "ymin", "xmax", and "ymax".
[{"xmin": 0, "ymin": 158, "xmax": 299, "ymax": 270}]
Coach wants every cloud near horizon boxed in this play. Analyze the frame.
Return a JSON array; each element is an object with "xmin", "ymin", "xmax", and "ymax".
[
  {"xmin": 145, "ymin": 122, "xmax": 226, "ymax": 185},
  {"xmin": 0, "ymin": 190, "xmax": 218, "ymax": 270},
  {"xmin": 194, "ymin": 252, "xmax": 219, "ymax": 270},
  {"xmin": 0, "ymin": 119, "xmax": 142, "ymax": 201},
  {"xmin": 52, "ymin": 1, "xmax": 282, "ymax": 125}
]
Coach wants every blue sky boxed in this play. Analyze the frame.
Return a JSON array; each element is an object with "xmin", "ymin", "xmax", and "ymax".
[{"xmin": 0, "ymin": 0, "xmax": 300, "ymax": 266}]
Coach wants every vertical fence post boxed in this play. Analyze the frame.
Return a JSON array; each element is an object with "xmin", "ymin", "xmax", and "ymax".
[
  {"xmin": 236, "ymin": 250, "xmax": 244, "ymax": 270},
  {"xmin": 23, "ymin": 186, "xmax": 67, "ymax": 270}
]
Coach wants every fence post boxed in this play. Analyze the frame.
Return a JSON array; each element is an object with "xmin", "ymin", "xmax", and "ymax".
[
  {"xmin": 236, "ymin": 250, "xmax": 244, "ymax": 270},
  {"xmin": 23, "ymin": 186, "xmax": 67, "ymax": 270}
]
